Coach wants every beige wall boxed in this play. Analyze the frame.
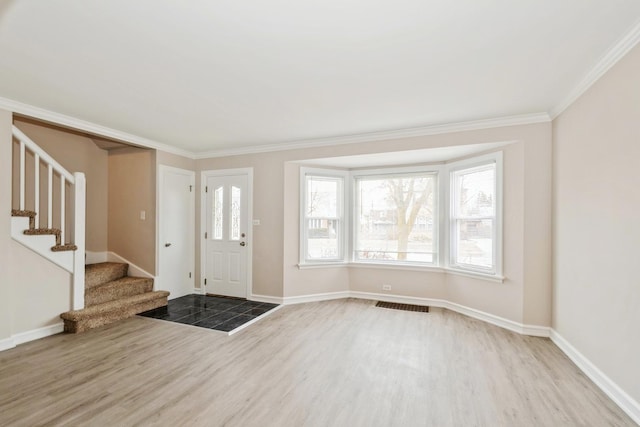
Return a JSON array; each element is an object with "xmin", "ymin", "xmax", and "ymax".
[
  {"xmin": 198, "ymin": 121, "xmax": 552, "ymax": 326},
  {"xmin": 108, "ymin": 148, "xmax": 156, "ymax": 275},
  {"xmin": 156, "ymin": 150, "xmax": 196, "ymax": 172},
  {"xmin": 12, "ymin": 119, "xmax": 109, "ymax": 251},
  {"xmin": 553, "ymin": 44, "xmax": 640, "ymax": 403}
]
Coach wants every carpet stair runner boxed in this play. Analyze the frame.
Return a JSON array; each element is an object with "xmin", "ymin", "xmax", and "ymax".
[
  {"xmin": 11, "ymin": 209, "xmax": 77, "ymax": 251},
  {"xmin": 60, "ymin": 262, "xmax": 169, "ymax": 333}
]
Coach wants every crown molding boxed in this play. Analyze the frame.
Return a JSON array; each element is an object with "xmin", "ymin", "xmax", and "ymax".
[
  {"xmin": 0, "ymin": 96, "xmax": 550, "ymax": 160},
  {"xmin": 550, "ymin": 18, "xmax": 640, "ymax": 119},
  {"xmin": 0, "ymin": 96, "xmax": 196, "ymax": 159},
  {"xmin": 193, "ymin": 112, "xmax": 550, "ymax": 159}
]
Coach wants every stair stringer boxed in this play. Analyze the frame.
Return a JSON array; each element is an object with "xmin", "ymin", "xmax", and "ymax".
[{"xmin": 11, "ymin": 216, "xmax": 73, "ymax": 273}]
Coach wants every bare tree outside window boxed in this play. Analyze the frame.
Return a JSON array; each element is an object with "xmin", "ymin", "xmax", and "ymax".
[{"xmin": 356, "ymin": 173, "xmax": 436, "ymax": 263}]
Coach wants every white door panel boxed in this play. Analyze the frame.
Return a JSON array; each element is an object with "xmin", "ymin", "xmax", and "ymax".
[
  {"xmin": 159, "ymin": 166, "xmax": 195, "ymax": 300},
  {"xmin": 205, "ymin": 173, "xmax": 249, "ymax": 298}
]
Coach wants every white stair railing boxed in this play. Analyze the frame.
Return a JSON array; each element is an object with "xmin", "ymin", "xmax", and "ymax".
[{"xmin": 12, "ymin": 125, "xmax": 86, "ymax": 310}]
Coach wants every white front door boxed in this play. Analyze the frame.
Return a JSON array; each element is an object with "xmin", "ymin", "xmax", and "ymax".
[
  {"xmin": 158, "ymin": 166, "xmax": 195, "ymax": 300},
  {"xmin": 205, "ymin": 173, "xmax": 249, "ymax": 298}
]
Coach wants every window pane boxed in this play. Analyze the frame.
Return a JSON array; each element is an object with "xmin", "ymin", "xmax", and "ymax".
[
  {"xmin": 356, "ymin": 174, "xmax": 435, "ymax": 263},
  {"xmin": 456, "ymin": 165, "xmax": 495, "ymax": 217},
  {"xmin": 230, "ymin": 185, "xmax": 241, "ymax": 241},
  {"xmin": 213, "ymin": 186, "xmax": 223, "ymax": 240},
  {"xmin": 455, "ymin": 219, "xmax": 493, "ymax": 269},
  {"xmin": 307, "ymin": 176, "xmax": 339, "ymax": 218},
  {"xmin": 307, "ymin": 219, "xmax": 340, "ymax": 259}
]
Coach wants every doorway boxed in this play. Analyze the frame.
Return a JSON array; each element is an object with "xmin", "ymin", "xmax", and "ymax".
[
  {"xmin": 158, "ymin": 165, "xmax": 195, "ymax": 300},
  {"xmin": 202, "ymin": 168, "xmax": 253, "ymax": 298}
]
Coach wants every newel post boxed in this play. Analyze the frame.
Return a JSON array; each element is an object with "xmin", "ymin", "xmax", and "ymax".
[{"xmin": 72, "ymin": 172, "xmax": 86, "ymax": 310}]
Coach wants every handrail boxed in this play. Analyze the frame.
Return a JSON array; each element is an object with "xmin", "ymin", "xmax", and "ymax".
[{"xmin": 12, "ymin": 125, "xmax": 75, "ymax": 183}]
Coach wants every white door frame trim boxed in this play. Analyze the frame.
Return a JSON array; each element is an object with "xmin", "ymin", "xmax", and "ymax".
[
  {"xmin": 157, "ymin": 164, "xmax": 196, "ymax": 294},
  {"xmin": 200, "ymin": 167, "xmax": 254, "ymax": 298}
]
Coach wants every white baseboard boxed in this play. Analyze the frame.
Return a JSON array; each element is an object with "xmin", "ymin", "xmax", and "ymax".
[
  {"xmin": 350, "ymin": 291, "xmax": 445, "ymax": 307},
  {"xmin": 85, "ymin": 250, "xmax": 108, "ymax": 264},
  {"xmin": 0, "ymin": 323, "xmax": 64, "ymax": 353},
  {"xmin": 283, "ymin": 291, "xmax": 351, "ymax": 305},
  {"xmin": 12, "ymin": 323, "xmax": 64, "ymax": 346},
  {"xmin": 0, "ymin": 336, "xmax": 15, "ymax": 352},
  {"xmin": 249, "ymin": 294, "xmax": 284, "ymax": 304},
  {"xmin": 86, "ymin": 251, "xmax": 155, "ymax": 279},
  {"xmin": 106, "ymin": 252, "xmax": 154, "ymax": 279},
  {"xmin": 350, "ymin": 291, "xmax": 551, "ymax": 338},
  {"xmin": 550, "ymin": 330, "xmax": 640, "ymax": 425}
]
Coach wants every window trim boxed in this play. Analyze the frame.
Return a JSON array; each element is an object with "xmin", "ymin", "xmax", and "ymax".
[
  {"xmin": 299, "ymin": 167, "xmax": 349, "ymax": 265},
  {"xmin": 447, "ymin": 152, "xmax": 503, "ymax": 277}
]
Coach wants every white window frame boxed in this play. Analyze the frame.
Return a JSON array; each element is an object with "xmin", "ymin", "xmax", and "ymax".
[
  {"xmin": 351, "ymin": 166, "xmax": 441, "ymax": 267},
  {"xmin": 299, "ymin": 167, "xmax": 349, "ymax": 265},
  {"xmin": 447, "ymin": 152, "xmax": 503, "ymax": 277}
]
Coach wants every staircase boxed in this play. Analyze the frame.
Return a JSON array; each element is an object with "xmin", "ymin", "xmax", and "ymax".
[{"xmin": 60, "ymin": 262, "xmax": 169, "ymax": 333}]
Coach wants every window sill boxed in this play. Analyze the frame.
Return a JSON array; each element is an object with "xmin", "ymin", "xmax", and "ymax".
[
  {"xmin": 297, "ymin": 262, "xmax": 349, "ymax": 269},
  {"xmin": 297, "ymin": 262, "xmax": 505, "ymax": 283}
]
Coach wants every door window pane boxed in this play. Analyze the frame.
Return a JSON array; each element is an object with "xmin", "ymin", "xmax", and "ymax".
[
  {"xmin": 213, "ymin": 186, "xmax": 223, "ymax": 240},
  {"xmin": 230, "ymin": 185, "xmax": 241, "ymax": 241}
]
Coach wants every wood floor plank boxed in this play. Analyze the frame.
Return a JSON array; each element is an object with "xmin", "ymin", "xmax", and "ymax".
[{"xmin": 0, "ymin": 298, "xmax": 635, "ymax": 426}]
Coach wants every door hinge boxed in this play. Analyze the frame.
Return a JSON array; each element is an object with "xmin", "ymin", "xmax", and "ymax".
[
  {"xmin": 205, "ymin": 186, "xmax": 208, "ymax": 193},
  {"xmin": 189, "ymin": 272, "xmax": 192, "ymax": 278},
  {"xmin": 204, "ymin": 278, "xmax": 207, "ymax": 285},
  {"xmin": 189, "ymin": 185, "xmax": 193, "ymax": 192},
  {"xmin": 205, "ymin": 231, "xmax": 208, "ymax": 239}
]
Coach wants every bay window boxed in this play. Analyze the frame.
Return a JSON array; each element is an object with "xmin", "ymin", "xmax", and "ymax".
[{"xmin": 299, "ymin": 151, "xmax": 502, "ymax": 279}]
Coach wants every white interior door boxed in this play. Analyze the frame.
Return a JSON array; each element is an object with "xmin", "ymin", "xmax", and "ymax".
[
  {"xmin": 205, "ymin": 173, "xmax": 249, "ymax": 298},
  {"xmin": 158, "ymin": 166, "xmax": 195, "ymax": 300}
]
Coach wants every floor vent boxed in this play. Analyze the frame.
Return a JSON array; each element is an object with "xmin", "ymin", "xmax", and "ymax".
[{"xmin": 375, "ymin": 301, "xmax": 429, "ymax": 312}]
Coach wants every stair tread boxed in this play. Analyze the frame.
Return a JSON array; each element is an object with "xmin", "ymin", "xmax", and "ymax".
[
  {"xmin": 11, "ymin": 209, "xmax": 36, "ymax": 217},
  {"xmin": 86, "ymin": 276, "xmax": 154, "ymax": 301},
  {"xmin": 61, "ymin": 291, "xmax": 169, "ymax": 320},
  {"xmin": 85, "ymin": 261, "xmax": 128, "ymax": 272},
  {"xmin": 88, "ymin": 276, "xmax": 153, "ymax": 290},
  {"xmin": 85, "ymin": 262, "xmax": 129, "ymax": 289},
  {"xmin": 24, "ymin": 228, "xmax": 60, "ymax": 235},
  {"xmin": 51, "ymin": 244, "xmax": 77, "ymax": 252}
]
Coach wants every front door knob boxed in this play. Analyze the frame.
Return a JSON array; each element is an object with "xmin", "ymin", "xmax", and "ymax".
[{"xmin": 239, "ymin": 242, "xmax": 246, "ymax": 246}]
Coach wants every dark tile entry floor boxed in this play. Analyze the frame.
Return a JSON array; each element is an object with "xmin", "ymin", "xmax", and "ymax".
[{"xmin": 138, "ymin": 294, "xmax": 279, "ymax": 333}]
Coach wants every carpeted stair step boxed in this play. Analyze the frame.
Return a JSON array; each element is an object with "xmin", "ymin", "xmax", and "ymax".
[
  {"xmin": 11, "ymin": 209, "xmax": 36, "ymax": 228},
  {"xmin": 12, "ymin": 210, "xmax": 77, "ymax": 252},
  {"xmin": 60, "ymin": 291, "xmax": 170, "ymax": 333},
  {"xmin": 85, "ymin": 276, "xmax": 154, "ymax": 307},
  {"xmin": 85, "ymin": 262, "xmax": 129, "ymax": 289}
]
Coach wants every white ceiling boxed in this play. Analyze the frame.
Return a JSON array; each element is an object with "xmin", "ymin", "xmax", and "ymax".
[{"xmin": 1, "ymin": 1, "xmax": 639, "ymax": 155}]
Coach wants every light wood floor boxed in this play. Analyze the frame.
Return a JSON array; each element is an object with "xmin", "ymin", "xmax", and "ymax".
[{"xmin": 0, "ymin": 299, "xmax": 634, "ymax": 426}]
